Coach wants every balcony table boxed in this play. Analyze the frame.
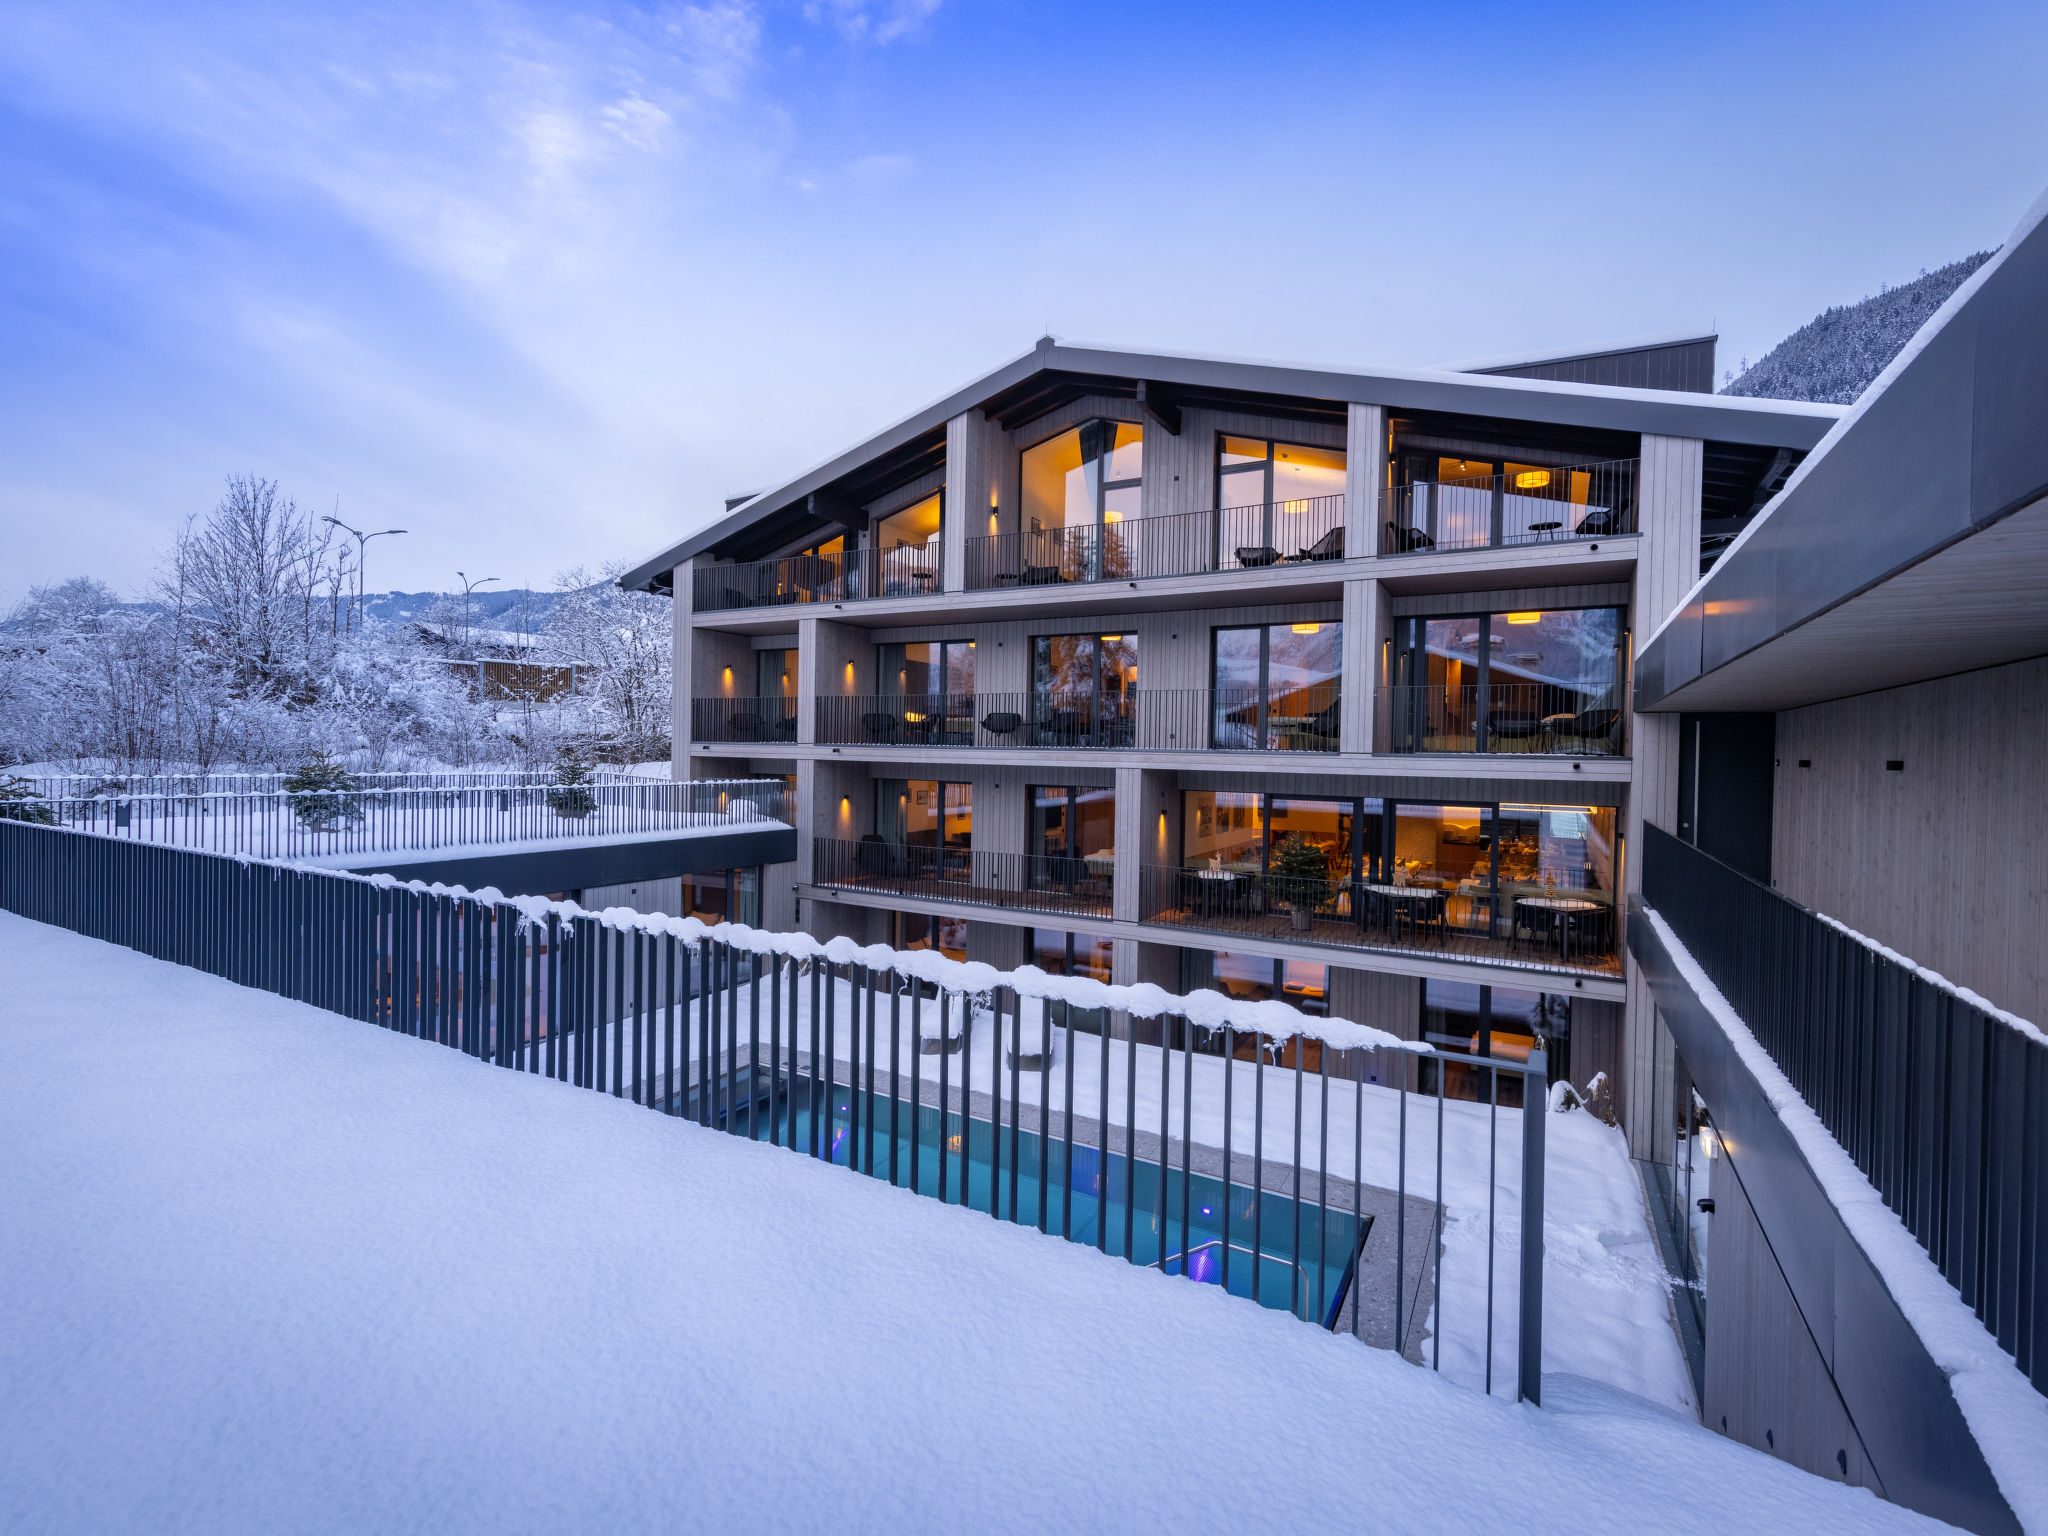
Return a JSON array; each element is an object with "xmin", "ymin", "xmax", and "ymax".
[
  {"xmin": 1515, "ymin": 894, "xmax": 1603, "ymax": 962},
  {"xmin": 1362, "ymin": 882, "xmax": 1446, "ymax": 943}
]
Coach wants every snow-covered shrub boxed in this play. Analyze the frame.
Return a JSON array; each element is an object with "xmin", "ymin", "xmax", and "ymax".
[{"xmin": 283, "ymin": 751, "xmax": 364, "ymax": 830}]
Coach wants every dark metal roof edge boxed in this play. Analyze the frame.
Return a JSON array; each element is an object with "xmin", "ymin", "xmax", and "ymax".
[
  {"xmin": 1633, "ymin": 186, "xmax": 2048, "ymax": 707},
  {"xmin": 621, "ymin": 339, "xmax": 1845, "ymax": 593}
]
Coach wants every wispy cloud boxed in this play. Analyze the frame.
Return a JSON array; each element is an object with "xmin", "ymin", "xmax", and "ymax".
[{"xmin": 802, "ymin": 0, "xmax": 942, "ymax": 45}]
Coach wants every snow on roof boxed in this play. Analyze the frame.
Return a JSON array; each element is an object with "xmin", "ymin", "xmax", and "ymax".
[{"xmin": 3, "ymin": 910, "xmax": 1939, "ymax": 1536}]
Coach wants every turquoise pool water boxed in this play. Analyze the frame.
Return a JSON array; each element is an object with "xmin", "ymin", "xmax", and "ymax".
[{"xmin": 677, "ymin": 1068, "xmax": 1364, "ymax": 1326}]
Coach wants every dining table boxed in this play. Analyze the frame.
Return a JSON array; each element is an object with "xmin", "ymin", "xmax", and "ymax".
[{"xmin": 1515, "ymin": 894, "xmax": 1603, "ymax": 962}]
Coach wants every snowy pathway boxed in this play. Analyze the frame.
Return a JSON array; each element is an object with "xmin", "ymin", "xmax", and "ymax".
[{"xmin": 0, "ymin": 913, "xmax": 1943, "ymax": 1535}]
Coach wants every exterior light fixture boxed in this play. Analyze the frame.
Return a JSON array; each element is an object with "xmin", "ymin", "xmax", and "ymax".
[
  {"xmin": 1515, "ymin": 470, "xmax": 1551, "ymax": 490},
  {"xmin": 1504, "ymin": 612, "xmax": 1542, "ymax": 625}
]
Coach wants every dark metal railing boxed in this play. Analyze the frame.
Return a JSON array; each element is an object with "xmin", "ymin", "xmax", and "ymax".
[
  {"xmin": 19, "ymin": 768, "xmax": 645, "ymax": 798},
  {"xmin": 813, "ymin": 687, "xmax": 1337, "ymax": 754},
  {"xmin": 1140, "ymin": 863, "xmax": 1620, "ymax": 976},
  {"xmin": 812, "ymin": 836, "xmax": 1113, "ymax": 919},
  {"xmin": 30, "ymin": 778, "xmax": 791, "ymax": 862},
  {"xmin": 1642, "ymin": 826, "xmax": 2048, "ymax": 1394},
  {"xmin": 963, "ymin": 496, "xmax": 1346, "ymax": 591},
  {"xmin": 0, "ymin": 818, "xmax": 1551, "ymax": 1401},
  {"xmin": 693, "ymin": 540, "xmax": 943, "ymax": 613},
  {"xmin": 1380, "ymin": 459, "xmax": 1637, "ymax": 555},
  {"xmin": 691, "ymin": 697, "xmax": 800, "ymax": 744},
  {"xmin": 1383, "ymin": 684, "xmax": 1623, "ymax": 756}
]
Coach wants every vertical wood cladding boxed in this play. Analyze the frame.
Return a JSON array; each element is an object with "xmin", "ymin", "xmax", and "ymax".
[{"xmin": 1771, "ymin": 654, "xmax": 2048, "ymax": 1024}]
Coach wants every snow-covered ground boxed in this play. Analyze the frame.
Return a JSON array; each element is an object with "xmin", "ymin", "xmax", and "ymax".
[{"xmin": 0, "ymin": 912, "xmax": 1941, "ymax": 1535}]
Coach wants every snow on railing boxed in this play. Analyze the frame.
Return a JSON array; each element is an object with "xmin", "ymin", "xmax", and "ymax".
[
  {"xmin": 29, "ymin": 778, "xmax": 790, "ymax": 863},
  {"xmin": 0, "ymin": 816, "xmax": 1557, "ymax": 1404}
]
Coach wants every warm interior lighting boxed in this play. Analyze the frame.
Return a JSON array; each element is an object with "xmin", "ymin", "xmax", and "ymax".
[
  {"xmin": 1504, "ymin": 612, "xmax": 1542, "ymax": 625},
  {"xmin": 1291, "ymin": 623, "xmax": 1321, "ymax": 634},
  {"xmin": 1515, "ymin": 470, "xmax": 1551, "ymax": 490},
  {"xmin": 1104, "ymin": 510, "xmax": 1122, "ymax": 524}
]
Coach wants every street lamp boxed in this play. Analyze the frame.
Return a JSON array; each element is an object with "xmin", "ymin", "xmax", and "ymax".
[
  {"xmin": 321, "ymin": 515, "xmax": 407, "ymax": 631},
  {"xmin": 456, "ymin": 571, "xmax": 500, "ymax": 659}
]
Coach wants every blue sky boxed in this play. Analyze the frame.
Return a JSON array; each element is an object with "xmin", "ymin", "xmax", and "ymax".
[{"xmin": 2, "ymin": 0, "xmax": 2043, "ymax": 605}]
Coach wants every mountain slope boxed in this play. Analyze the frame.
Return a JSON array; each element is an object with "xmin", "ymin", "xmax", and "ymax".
[{"xmin": 1722, "ymin": 253, "xmax": 1993, "ymax": 404}]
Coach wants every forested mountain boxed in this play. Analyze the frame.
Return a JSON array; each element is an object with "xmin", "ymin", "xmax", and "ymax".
[{"xmin": 1721, "ymin": 253, "xmax": 1993, "ymax": 404}]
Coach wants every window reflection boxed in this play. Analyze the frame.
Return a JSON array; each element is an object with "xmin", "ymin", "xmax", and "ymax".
[
  {"xmin": 1021, "ymin": 420, "xmax": 1143, "ymax": 532},
  {"xmin": 1211, "ymin": 622, "xmax": 1341, "ymax": 750}
]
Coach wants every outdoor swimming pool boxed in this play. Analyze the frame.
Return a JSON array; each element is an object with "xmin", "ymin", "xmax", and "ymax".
[{"xmin": 674, "ymin": 1066, "xmax": 1368, "ymax": 1326}]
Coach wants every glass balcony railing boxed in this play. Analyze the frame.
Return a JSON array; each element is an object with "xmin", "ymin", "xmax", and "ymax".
[{"xmin": 1380, "ymin": 459, "xmax": 1637, "ymax": 555}]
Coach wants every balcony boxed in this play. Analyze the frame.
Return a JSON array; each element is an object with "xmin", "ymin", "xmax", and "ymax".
[
  {"xmin": 1141, "ymin": 864, "xmax": 1621, "ymax": 977},
  {"xmin": 962, "ymin": 497, "xmax": 1345, "ymax": 591},
  {"xmin": 1383, "ymin": 684, "xmax": 1623, "ymax": 756},
  {"xmin": 693, "ymin": 540, "xmax": 943, "ymax": 614},
  {"xmin": 1379, "ymin": 459, "xmax": 1636, "ymax": 556},
  {"xmin": 691, "ymin": 697, "xmax": 799, "ymax": 745},
  {"xmin": 811, "ymin": 686, "xmax": 1338, "ymax": 753},
  {"xmin": 811, "ymin": 837, "xmax": 1113, "ymax": 919}
]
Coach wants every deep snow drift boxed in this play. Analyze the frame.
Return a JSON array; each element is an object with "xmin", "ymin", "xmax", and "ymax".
[{"xmin": 0, "ymin": 914, "xmax": 1944, "ymax": 1535}]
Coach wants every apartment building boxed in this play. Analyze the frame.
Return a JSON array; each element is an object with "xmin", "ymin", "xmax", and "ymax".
[{"xmin": 621, "ymin": 334, "xmax": 1839, "ymax": 1149}]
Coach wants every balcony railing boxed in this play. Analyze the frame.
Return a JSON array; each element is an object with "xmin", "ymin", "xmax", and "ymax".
[
  {"xmin": 693, "ymin": 540, "xmax": 943, "ymax": 614},
  {"xmin": 1141, "ymin": 864, "xmax": 1620, "ymax": 976},
  {"xmin": 1379, "ymin": 459, "xmax": 1637, "ymax": 555},
  {"xmin": 812, "ymin": 687, "xmax": 1338, "ymax": 753},
  {"xmin": 963, "ymin": 496, "xmax": 1346, "ymax": 591},
  {"xmin": 1383, "ymin": 684, "xmax": 1622, "ymax": 756},
  {"xmin": 1642, "ymin": 826, "xmax": 2048, "ymax": 1394},
  {"xmin": 812, "ymin": 837, "xmax": 1113, "ymax": 919},
  {"xmin": 692, "ymin": 696, "xmax": 799, "ymax": 744}
]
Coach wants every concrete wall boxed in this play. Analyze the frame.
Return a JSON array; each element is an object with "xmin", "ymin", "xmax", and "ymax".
[
  {"xmin": 1771, "ymin": 653, "xmax": 2048, "ymax": 1024},
  {"xmin": 1706, "ymin": 1149, "xmax": 1884, "ymax": 1494}
]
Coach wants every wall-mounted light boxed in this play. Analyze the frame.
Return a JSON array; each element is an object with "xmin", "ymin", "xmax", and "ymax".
[
  {"xmin": 1504, "ymin": 612, "xmax": 1542, "ymax": 625},
  {"xmin": 721, "ymin": 666, "xmax": 733, "ymax": 689}
]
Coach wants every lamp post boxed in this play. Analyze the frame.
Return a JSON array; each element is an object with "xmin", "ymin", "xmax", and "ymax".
[
  {"xmin": 456, "ymin": 571, "xmax": 500, "ymax": 661},
  {"xmin": 321, "ymin": 515, "xmax": 407, "ymax": 632}
]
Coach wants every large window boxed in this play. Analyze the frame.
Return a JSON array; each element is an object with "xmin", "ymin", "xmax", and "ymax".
[
  {"xmin": 1171, "ymin": 790, "xmax": 1616, "ymax": 962},
  {"xmin": 756, "ymin": 649, "xmax": 795, "ymax": 701},
  {"xmin": 1029, "ymin": 783, "xmax": 1115, "ymax": 900},
  {"xmin": 1388, "ymin": 800, "xmax": 1617, "ymax": 951},
  {"xmin": 878, "ymin": 640, "xmax": 974, "ymax": 698},
  {"xmin": 873, "ymin": 492, "xmax": 943, "ymax": 595},
  {"xmin": 1211, "ymin": 622, "xmax": 1341, "ymax": 751},
  {"xmin": 1033, "ymin": 633, "xmax": 1137, "ymax": 746},
  {"xmin": 1390, "ymin": 606, "xmax": 1621, "ymax": 754},
  {"xmin": 892, "ymin": 911, "xmax": 967, "ymax": 962},
  {"xmin": 1391, "ymin": 450, "xmax": 1630, "ymax": 551},
  {"xmin": 1029, "ymin": 785, "xmax": 1116, "ymax": 862},
  {"xmin": 876, "ymin": 779, "xmax": 972, "ymax": 852},
  {"xmin": 1217, "ymin": 435, "xmax": 1347, "ymax": 565},
  {"xmin": 681, "ymin": 867, "xmax": 760, "ymax": 927},
  {"xmin": 1179, "ymin": 798, "xmax": 1368, "ymax": 897},
  {"xmin": 1021, "ymin": 420, "xmax": 1143, "ymax": 533},
  {"xmin": 1420, "ymin": 980, "xmax": 1569, "ymax": 1106}
]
